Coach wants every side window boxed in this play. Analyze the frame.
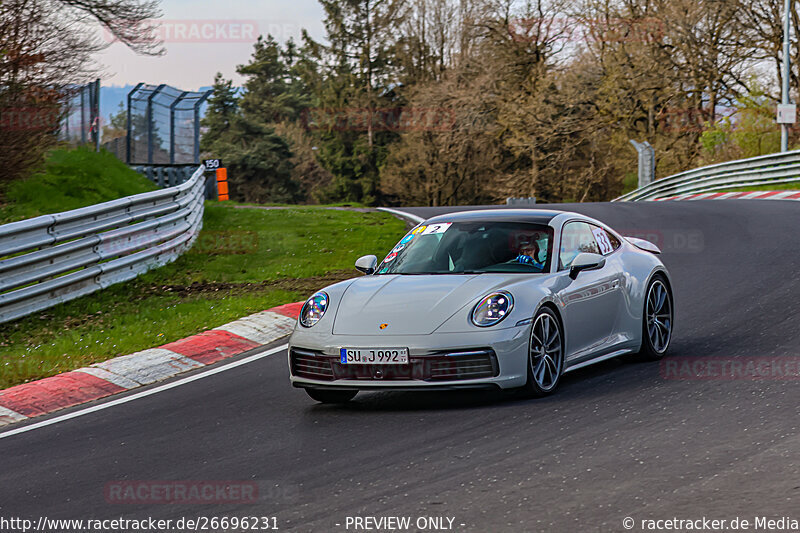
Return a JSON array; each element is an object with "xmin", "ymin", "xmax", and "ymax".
[
  {"xmin": 589, "ymin": 225, "xmax": 621, "ymax": 256},
  {"xmin": 559, "ymin": 222, "xmax": 600, "ymax": 270}
]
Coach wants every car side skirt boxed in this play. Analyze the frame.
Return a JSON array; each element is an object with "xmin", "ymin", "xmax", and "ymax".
[{"xmin": 563, "ymin": 348, "xmax": 635, "ymax": 373}]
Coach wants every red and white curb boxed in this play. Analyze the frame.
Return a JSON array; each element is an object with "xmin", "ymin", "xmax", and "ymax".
[
  {"xmin": 655, "ymin": 190, "xmax": 800, "ymax": 201},
  {"xmin": 0, "ymin": 302, "xmax": 304, "ymax": 428}
]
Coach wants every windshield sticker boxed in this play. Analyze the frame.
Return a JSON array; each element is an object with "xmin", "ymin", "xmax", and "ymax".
[
  {"xmin": 399, "ymin": 234, "xmax": 415, "ymax": 245},
  {"xmin": 391, "ymin": 243, "xmax": 406, "ymax": 253},
  {"xmin": 383, "ymin": 252, "xmax": 398, "ymax": 263},
  {"xmin": 378, "ymin": 267, "xmax": 389, "ymax": 274},
  {"xmin": 411, "ymin": 225, "xmax": 427, "ymax": 235},
  {"xmin": 420, "ymin": 223, "xmax": 452, "ymax": 235},
  {"xmin": 592, "ymin": 227, "xmax": 614, "ymax": 255}
]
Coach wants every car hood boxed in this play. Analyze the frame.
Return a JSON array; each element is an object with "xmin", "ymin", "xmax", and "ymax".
[{"xmin": 332, "ymin": 274, "xmax": 523, "ymax": 336}]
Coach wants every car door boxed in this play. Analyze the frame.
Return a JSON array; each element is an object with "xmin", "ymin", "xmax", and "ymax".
[{"xmin": 556, "ymin": 221, "xmax": 623, "ymax": 362}]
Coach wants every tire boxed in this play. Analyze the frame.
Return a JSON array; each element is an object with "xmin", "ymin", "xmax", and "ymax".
[
  {"xmin": 305, "ymin": 388, "xmax": 358, "ymax": 404},
  {"xmin": 523, "ymin": 307, "xmax": 565, "ymax": 397},
  {"xmin": 637, "ymin": 275, "xmax": 673, "ymax": 360}
]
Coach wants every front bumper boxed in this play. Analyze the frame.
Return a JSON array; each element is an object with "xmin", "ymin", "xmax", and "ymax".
[{"xmin": 288, "ymin": 326, "xmax": 530, "ymax": 390}]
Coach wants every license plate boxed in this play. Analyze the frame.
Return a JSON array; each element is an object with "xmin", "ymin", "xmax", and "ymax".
[{"xmin": 340, "ymin": 348, "xmax": 409, "ymax": 365}]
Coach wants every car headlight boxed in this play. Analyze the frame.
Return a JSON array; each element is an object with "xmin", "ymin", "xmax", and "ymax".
[
  {"xmin": 471, "ymin": 291, "xmax": 514, "ymax": 327},
  {"xmin": 299, "ymin": 291, "xmax": 329, "ymax": 328}
]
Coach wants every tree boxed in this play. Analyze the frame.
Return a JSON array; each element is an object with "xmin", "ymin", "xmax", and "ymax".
[
  {"xmin": 201, "ymin": 74, "xmax": 240, "ymax": 148},
  {"xmin": 303, "ymin": 0, "xmax": 407, "ymax": 204},
  {"xmin": 0, "ymin": 0, "xmax": 162, "ymax": 184},
  {"xmin": 102, "ymin": 102, "xmax": 127, "ymax": 141},
  {"xmin": 201, "ymin": 74, "xmax": 299, "ymax": 204},
  {"xmin": 700, "ymin": 82, "xmax": 782, "ymax": 162},
  {"xmin": 237, "ymin": 36, "xmax": 311, "ymax": 123},
  {"xmin": 210, "ymin": 0, "xmax": 793, "ymax": 206},
  {"xmin": 381, "ymin": 67, "xmax": 507, "ymax": 206}
]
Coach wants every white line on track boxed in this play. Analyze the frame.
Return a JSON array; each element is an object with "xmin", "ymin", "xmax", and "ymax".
[{"xmin": 0, "ymin": 343, "xmax": 289, "ymax": 441}]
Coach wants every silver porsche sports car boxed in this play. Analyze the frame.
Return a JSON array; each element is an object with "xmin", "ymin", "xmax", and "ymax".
[{"xmin": 288, "ymin": 209, "xmax": 673, "ymax": 403}]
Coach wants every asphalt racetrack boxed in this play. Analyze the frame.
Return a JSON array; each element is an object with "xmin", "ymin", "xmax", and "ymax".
[{"xmin": 1, "ymin": 200, "xmax": 799, "ymax": 532}]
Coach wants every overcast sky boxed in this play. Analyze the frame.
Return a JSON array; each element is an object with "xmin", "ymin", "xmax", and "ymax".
[{"xmin": 95, "ymin": 0, "xmax": 326, "ymax": 90}]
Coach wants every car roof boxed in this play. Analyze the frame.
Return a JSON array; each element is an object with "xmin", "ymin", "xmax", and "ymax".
[{"xmin": 423, "ymin": 209, "xmax": 574, "ymax": 225}]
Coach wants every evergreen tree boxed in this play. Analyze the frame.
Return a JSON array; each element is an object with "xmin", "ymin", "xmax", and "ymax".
[
  {"xmin": 237, "ymin": 36, "xmax": 311, "ymax": 123},
  {"xmin": 102, "ymin": 102, "xmax": 127, "ymax": 141},
  {"xmin": 303, "ymin": 0, "xmax": 406, "ymax": 205},
  {"xmin": 200, "ymin": 73, "xmax": 299, "ymax": 204},
  {"xmin": 200, "ymin": 73, "xmax": 239, "ymax": 150}
]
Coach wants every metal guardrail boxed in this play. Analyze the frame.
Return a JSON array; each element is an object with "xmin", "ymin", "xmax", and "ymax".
[
  {"xmin": 132, "ymin": 165, "xmax": 218, "ymax": 200},
  {"xmin": 132, "ymin": 164, "xmax": 197, "ymax": 187},
  {"xmin": 0, "ymin": 165, "xmax": 206, "ymax": 324},
  {"xmin": 615, "ymin": 150, "xmax": 800, "ymax": 201}
]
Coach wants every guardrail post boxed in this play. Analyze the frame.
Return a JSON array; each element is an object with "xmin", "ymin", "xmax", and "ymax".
[
  {"xmin": 204, "ymin": 173, "xmax": 218, "ymax": 200},
  {"xmin": 629, "ymin": 140, "xmax": 655, "ymax": 188}
]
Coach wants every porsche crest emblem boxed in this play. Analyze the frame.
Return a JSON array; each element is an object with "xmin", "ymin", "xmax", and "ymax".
[{"xmin": 379, "ymin": 323, "xmax": 389, "ymax": 330}]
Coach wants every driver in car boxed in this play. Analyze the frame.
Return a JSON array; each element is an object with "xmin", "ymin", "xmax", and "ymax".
[{"xmin": 514, "ymin": 235, "xmax": 545, "ymax": 271}]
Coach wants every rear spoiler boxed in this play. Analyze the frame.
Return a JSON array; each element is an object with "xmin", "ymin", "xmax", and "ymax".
[{"xmin": 624, "ymin": 237, "xmax": 662, "ymax": 254}]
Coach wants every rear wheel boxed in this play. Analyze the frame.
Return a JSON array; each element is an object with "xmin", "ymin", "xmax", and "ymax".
[
  {"xmin": 523, "ymin": 307, "xmax": 564, "ymax": 397},
  {"xmin": 637, "ymin": 276, "xmax": 673, "ymax": 360},
  {"xmin": 305, "ymin": 388, "xmax": 358, "ymax": 404}
]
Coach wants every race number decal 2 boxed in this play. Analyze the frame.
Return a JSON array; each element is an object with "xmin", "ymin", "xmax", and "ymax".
[
  {"xmin": 592, "ymin": 228, "xmax": 614, "ymax": 255},
  {"xmin": 421, "ymin": 223, "xmax": 452, "ymax": 235}
]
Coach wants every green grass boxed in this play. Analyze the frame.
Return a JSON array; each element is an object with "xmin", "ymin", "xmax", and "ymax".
[
  {"xmin": 621, "ymin": 171, "xmax": 638, "ymax": 195},
  {"xmin": 233, "ymin": 201, "xmax": 368, "ymax": 209},
  {"xmin": 0, "ymin": 203, "xmax": 406, "ymax": 389},
  {"xmin": 0, "ymin": 146, "xmax": 156, "ymax": 223},
  {"xmin": 705, "ymin": 181, "xmax": 800, "ymax": 193}
]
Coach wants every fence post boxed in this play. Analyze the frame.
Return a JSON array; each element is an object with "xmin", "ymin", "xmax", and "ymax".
[
  {"xmin": 80, "ymin": 87, "xmax": 86, "ymax": 144},
  {"xmin": 64, "ymin": 99, "xmax": 70, "ymax": 140},
  {"xmin": 92, "ymin": 79, "xmax": 101, "ymax": 152},
  {"xmin": 629, "ymin": 140, "xmax": 655, "ymax": 188},
  {"xmin": 147, "ymin": 84, "xmax": 166, "ymax": 164},
  {"xmin": 169, "ymin": 91, "xmax": 189, "ymax": 164},
  {"xmin": 126, "ymin": 83, "xmax": 144, "ymax": 164},
  {"xmin": 194, "ymin": 90, "xmax": 212, "ymax": 163}
]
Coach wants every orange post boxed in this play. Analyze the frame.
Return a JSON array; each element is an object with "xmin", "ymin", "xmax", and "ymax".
[{"xmin": 215, "ymin": 168, "xmax": 229, "ymax": 201}]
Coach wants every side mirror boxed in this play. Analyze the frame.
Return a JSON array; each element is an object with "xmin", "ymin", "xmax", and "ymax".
[
  {"xmin": 569, "ymin": 252, "xmax": 606, "ymax": 279},
  {"xmin": 355, "ymin": 255, "xmax": 378, "ymax": 275}
]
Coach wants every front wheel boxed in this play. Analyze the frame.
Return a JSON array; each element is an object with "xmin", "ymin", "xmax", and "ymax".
[
  {"xmin": 305, "ymin": 388, "xmax": 358, "ymax": 404},
  {"xmin": 637, "ymin": 276, "xmax": 673, "ymax": 360},
  {"xmin": 523, "ymin": 307, "xmax": 564, "ymax": 397}
]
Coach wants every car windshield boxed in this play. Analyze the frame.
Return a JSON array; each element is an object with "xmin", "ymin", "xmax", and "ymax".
[{"xmin": 377, "ymin": 221, "xmax": 554, "ymax": 275}]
